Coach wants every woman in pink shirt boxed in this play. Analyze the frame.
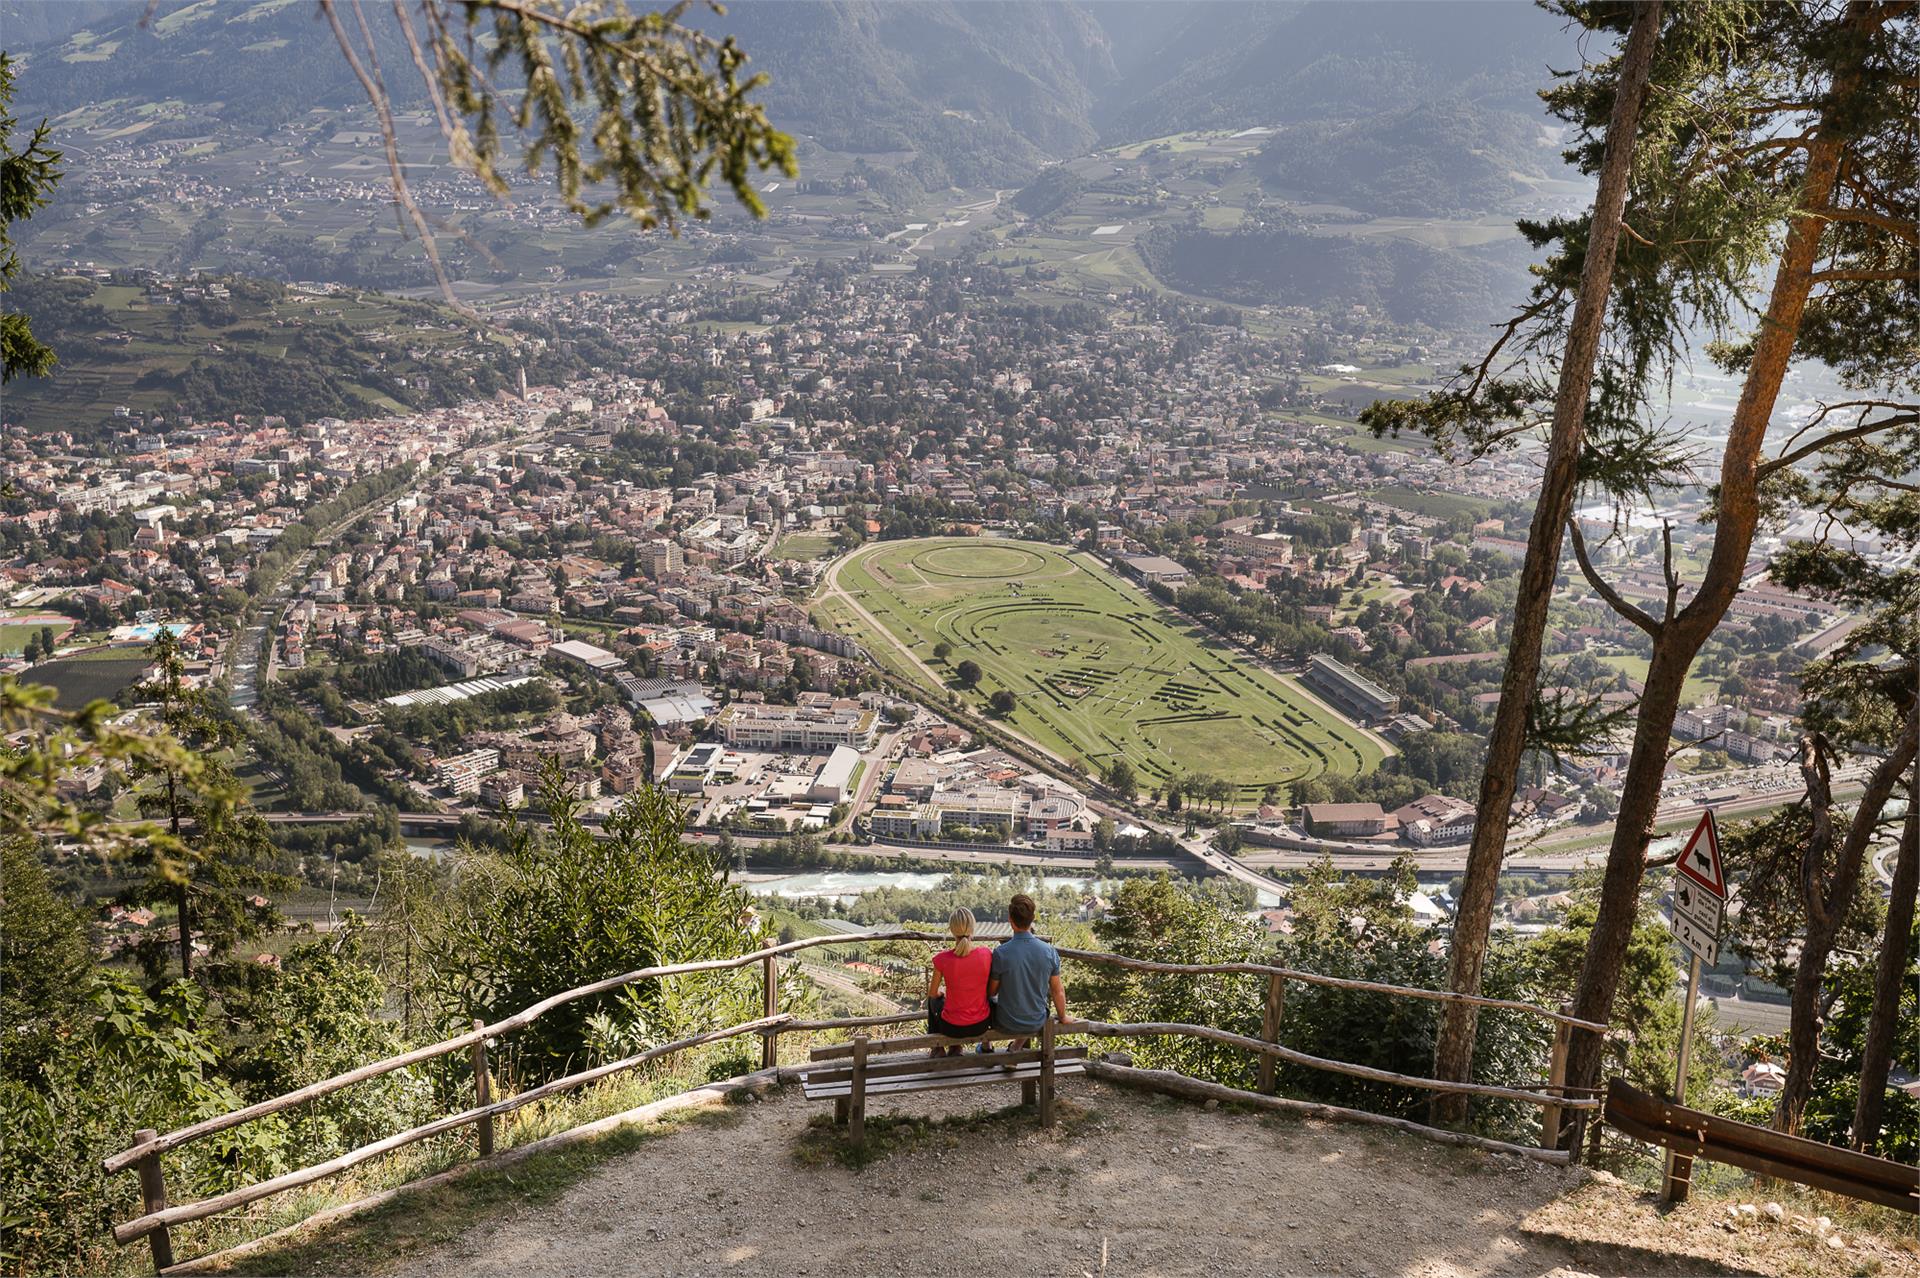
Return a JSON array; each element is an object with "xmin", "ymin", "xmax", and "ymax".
[{"xmin": 926, "ymin": 907, "xmax": 993, "ymax": 1056}]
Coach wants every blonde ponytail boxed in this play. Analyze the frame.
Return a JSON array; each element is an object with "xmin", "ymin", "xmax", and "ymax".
[{"xmin": 948, "ymin": 907, "xmax": 976, "ymax": 957}]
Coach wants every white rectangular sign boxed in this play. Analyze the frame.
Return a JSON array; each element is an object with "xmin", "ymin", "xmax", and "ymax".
[
  {"xmin": 1672, "ymin": 878, "xmax": 1725, "ymax": 936},
  {"xmin": 1669, "ymin": 904, "xmax": 1721, "ymax": 966}
]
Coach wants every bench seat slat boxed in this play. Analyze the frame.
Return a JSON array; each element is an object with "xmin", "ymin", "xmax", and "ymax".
[{"xmin": 802, "ymin": 1059, "xmax": 1085, "ymax": 1100}]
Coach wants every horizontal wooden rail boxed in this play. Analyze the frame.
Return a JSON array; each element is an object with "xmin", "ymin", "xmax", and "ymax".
[
  {"xmin": 109, "ymin": 932, "xmax": 1591, "ymax": 1175},
  {"xmin": 114, "ymin": 1015, "xmax": 792, "ymax": 1244},
  {"xmin": 1057, "ymin": 949, "xmax": 1611, "ymax": 1033},
  {"xmin": 108, "ymin": 931, "xmax": 1609, "ymax": 1264},
  {"xmin": 814, "ymin": 1020, "xmax": 1597, "ymax": 1111},
  {"xmin": 1067, "ymin": 1020, "xmax": 1599, "ymax": 1111},
  {"xmin": 1087, "ymin": 1061, "xmax": 1573, "ymax": 1165},
  {"xmin": 102, "ymin": 930, "xmax": 946, "ymax": 1175},
  {"xmin": 771, "ymin": 1011, "xmax": 922, "ymax": 1033},
  {"xmin": 1605, "ymin": 1081, "xmax": 1918, "ymax": 1213}
]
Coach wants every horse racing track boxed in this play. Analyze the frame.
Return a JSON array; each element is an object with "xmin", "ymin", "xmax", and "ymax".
[{"xmin": 836, "ymin": 539, "xmax": 1385, "ymax": 801}]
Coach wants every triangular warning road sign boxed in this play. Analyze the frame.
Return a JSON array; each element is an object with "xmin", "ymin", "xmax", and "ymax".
[{"xmin": 1675, "ymin": 810, "xmax": 1727, "ymax": 899}]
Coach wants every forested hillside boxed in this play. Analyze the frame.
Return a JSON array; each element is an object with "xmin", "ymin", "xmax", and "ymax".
[
  {"xmin": 0, "ymin": 274, "xmax": 602, "ymax": 437},
  {"xmin": 1258, "ymin": 97, "xmax": 1551, "ymax": 218},
  {"xmin": 1136, "ymin": 225, "xmax": 1517, "ymax": 326},
  {"xmin": 1092, "ymin": 1, "xmax": 1569, "ymax": 216}
]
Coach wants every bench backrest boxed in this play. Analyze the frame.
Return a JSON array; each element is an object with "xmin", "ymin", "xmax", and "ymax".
[{"xmin": 811, "ymin": 1029, "xmax": 1041, "ymax": 1061}]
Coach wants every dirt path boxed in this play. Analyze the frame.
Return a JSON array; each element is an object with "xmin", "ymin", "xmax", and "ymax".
[{"xmin": 384, "ymin": 1080, "xmax": 1878, "ymax": 1278}]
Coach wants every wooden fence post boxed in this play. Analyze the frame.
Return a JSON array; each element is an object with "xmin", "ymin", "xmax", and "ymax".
[
  {"xmin": 1040, "ymin": 1018, "xmax": 1057, "ymax": 1128},
  {"xmin": 1258, "ymin": 974, "xmax": 1286, "ymax": 1094},
  {"xmin": 1541, "ymin": 1005, "xmax": 1572, "ymax": 1150},
  {"xmin": 848, "ymin": 1035, "xmax": 868, "ymax": 1149},
  {"xmin": 761, "ymin": 954, "xmax": 779, "ymax": 1070},
  {"xmin": 470, "ymin": 1018, "xmax": 494, "ymax": 1158},
  {"xmin": 132, "ymin": 1128, "xmax": 174, "ymax": 1273}
]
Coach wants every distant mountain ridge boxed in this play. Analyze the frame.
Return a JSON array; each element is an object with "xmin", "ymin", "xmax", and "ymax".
[
  {"xmin": 1092, "ymin": 1, "xmax": 1565, "ymax": 138},
  {"xmin": 14, "ymin": 1, "xmax": 1577, "ymax": 215}
]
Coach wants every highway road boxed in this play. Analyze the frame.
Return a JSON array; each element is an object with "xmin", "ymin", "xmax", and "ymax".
[
  {"xmin": 837, "ymin": 727, "xmax": 903, "ymax": 836},
  {"xmin": 1177, "ymin": 835, "xmax": 1293, "ymax": 896},
  {"xmin": 253, "ymin": 773, "xmax": 1847, "ymax": 890}
]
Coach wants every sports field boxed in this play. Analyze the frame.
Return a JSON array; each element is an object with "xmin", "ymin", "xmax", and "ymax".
[{"xmin": 830, "ymin": 539, "xmax": 1386, "ymax": 800}]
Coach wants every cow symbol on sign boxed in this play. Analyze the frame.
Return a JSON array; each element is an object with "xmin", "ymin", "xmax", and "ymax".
[{"xmin": 1675, "ymin": 810, "xmax": 1727, "ymax": 900}]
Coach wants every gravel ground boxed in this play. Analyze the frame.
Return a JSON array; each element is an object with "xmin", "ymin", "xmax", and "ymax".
[{"xmin": 388, "ymin": 1077, "xmax": 1910, "ymax": 1278}]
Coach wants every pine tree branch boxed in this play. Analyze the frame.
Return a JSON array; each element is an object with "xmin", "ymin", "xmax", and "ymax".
[
  {"xmin": 1808, "ymin": 268, "xmax": 1917, "ymax": 283},
  {"xmin": 1808, "ymin": 205, "xmax": 1920, "ymax": 243},
  {"xmin": 1659, "ymin": 520, "xmax": 1682, "ymax": 625},
  {"xmin": 320, "ymin": 0, "xmax": 465, "ymax": 312},
  {"xmin": 1568, "ymin": 522, "xmax": 1661, "ymax": 638},
  {"xmin": 1759, "ymin": 407, "xmax": 1920, "ymax": 478},
  {"xmin": 1464, "ymin": 289, "xmax": 1564, "ymax": 402}
]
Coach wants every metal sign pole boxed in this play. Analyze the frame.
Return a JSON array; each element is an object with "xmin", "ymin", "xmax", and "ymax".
[{"xmin": 1664, "ymin": 951, "xmax": 1704, "ymax": 1201}]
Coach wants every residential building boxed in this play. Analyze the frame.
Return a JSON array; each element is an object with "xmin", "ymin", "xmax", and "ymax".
[
  {"xmin": 435, "ymin": 747, "xmax": 501, "ymax": 796},
  {"xmin": 715, "ymin": 700, "xmax": 878, "ymax": 750},
  {"xmin": 1390, "ymin": 794, "xmax": 1475, "ymax": 846}
]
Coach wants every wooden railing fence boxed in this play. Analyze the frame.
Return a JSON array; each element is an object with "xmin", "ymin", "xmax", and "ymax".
[{"xmin": 106, "ymin": 931, "xmax": 1606, "ymax": 1272}]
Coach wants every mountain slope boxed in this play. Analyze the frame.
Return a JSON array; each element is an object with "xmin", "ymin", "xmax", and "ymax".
[
  {"xmin": 13, "ymin": 0, "xmax": 1116, "ymax": 190},
  {"xmin": 1095, "ymin": 1, "xmax": 1567, "ymax": 138},
  {"xmin": 0, "ymin": 273, "xmax": 598, "ymax": 437},
  {"xmin": 16, "ymin": 1, "xmax": 1574, "ymax": 213},
  {"xmin": 711, "ymin": 0, "xmax": 1118, "ymax": 187},
  {"xmin": 1136, "ymin": 224, "xmax": 1519, "ymax": 327},
  {"xmin": 1093, "ymin": 1, "xmax": 1573, "ymax": 216},
  {"xmin": 0, "ymin": 0, "xmax": 136, "ymax": 48}
]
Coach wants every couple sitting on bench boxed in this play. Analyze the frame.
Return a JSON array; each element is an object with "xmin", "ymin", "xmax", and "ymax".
[{"xmin": 924, "ymin": 893, "xmax": 1071, "ymax": 1058}]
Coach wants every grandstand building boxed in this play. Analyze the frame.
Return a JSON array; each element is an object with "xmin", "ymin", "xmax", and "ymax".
[{"xmin": 1302, "ymin": 653, "xmax": 1400, "ymax": 723}]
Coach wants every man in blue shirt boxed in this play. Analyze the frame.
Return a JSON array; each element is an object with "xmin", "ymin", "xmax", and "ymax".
[{"xmin": 987, "ymin": 893, "xmax": 1071, "ymax": 1049}]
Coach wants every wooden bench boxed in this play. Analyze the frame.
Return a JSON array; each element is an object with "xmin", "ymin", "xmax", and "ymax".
[{"xmin": 801, "ymin": 1020, "xmax": 1085, "ymax": 1148}]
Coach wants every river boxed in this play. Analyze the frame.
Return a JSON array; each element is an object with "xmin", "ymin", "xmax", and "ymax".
[
  {"xmin": 406, "ymin": 845, "xmax": 1284, "ymax": 906},
  {"xmin": 742, "ymin": 869, "xmax": 1113, "ymax": 902}
]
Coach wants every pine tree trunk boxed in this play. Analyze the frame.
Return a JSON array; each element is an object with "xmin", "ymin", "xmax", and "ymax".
[
  {"xmin": 175, "ymin": 879, "xmax": 193, "ymax": 982},
  {"xmin": 1565, "ymin": 637, "xmax": 1693, "ymax": 1087},
  {"xmin": 167, "ymin": 759, "xmax": 191, "ymax": 982},
  {"xmin": 1777, "ymin": 715, "xmax": 1916, "ymax": 1134},
  {"xmin": 1429, "ymin": 0, "xmax": 1662, "ymax": 1129},
  {"xmin": 1852, "ymin": 802, "xmax": 1918, "ymax": 1152},
  {"xmin": 1563, "ymin": 9, "xmax": 1876, "ymax": 1093}
]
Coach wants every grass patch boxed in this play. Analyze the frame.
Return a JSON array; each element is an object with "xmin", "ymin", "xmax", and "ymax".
[
  {"xmin": 1594, "ymin": 651, "xmax": 1720, "ymax": 704},
  {"xmin": 774, "ymin": 531, "xmax": 837, "ymax": 561},
  {"xmin": 17, "ymin": 654, "xmax": 149, "ymax": 708},
  {"xmin": 1306, "ymin": 421, "xmax": 1421, "ymax": 455},
  {"xmin": 1366, "ymin": 485, "xmax": 1495, "ymax": 522},
  {"xmin": 794, "ymin": 1098, "xmax": 1093, "ymax": 1171},
  {"xmin": 0, "ymin": 621, "xmax": 73, "ymax": 656}
]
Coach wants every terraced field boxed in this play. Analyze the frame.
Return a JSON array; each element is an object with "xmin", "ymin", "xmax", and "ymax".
[{"xmin": 829, "ymin": 539, "xmax": 1386, "ymax": 801}]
